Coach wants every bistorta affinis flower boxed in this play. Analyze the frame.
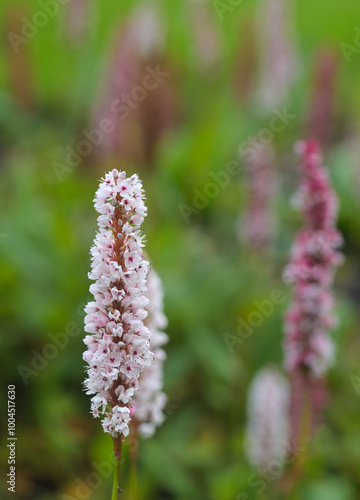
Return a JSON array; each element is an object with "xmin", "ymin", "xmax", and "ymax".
[
  {"xmin": 245, "ymin": 366, "xmax": 290, "ymax": 469},
  {"xmin": 133, "ymin": 268, "xmax": 168, "ymax": 437},
  {"xmin": 283, "ymin": 140, "xmax": 343, "ymax": 377},
  {"xmin": 283, "ymin": 140, "xmax": 343, "ymax": 447},
  {"xmin": 92, "ymin": 26, "xmax": 140, "ymax": 160},
  {"xmin": 83, "ymin": 169, "xmax": 154, "ymax": 450},
  {"xmin": 238, "ymin": 145, "xmax": 277, "ymax": 252}
]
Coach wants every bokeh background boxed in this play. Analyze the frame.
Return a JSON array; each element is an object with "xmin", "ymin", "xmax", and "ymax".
[{"xmin": 1, "ymin": 0, "xmax": 360, "ymax": 499}]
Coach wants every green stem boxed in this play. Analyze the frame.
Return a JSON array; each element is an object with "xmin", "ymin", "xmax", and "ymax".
[
  {"xmin": 129, "ymin": 446, "xmax": 138, "ymax": 500},
  {"xmin": 281, "ymin": 378, "xmax": 312, "ymax": 497},
  {"xmin": 111, "ymin": 456, "xmax": 121, "ymax": 500},
  {"xmin": 292, "ymin": 387, "xmax": 311, "ymax": 484},
  {"xmin": 111, "ymin": 437, "xmax": 123, "ymax": 500}
]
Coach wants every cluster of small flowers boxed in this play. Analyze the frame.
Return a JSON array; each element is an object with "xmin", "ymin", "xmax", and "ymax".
[
  {"xmin": 283, "ymin": 140, "xmax": 343, "ymax": 377},
  {"xmin": 92, "ymin": 4, "xmax": 174, "ymax": 165},
  {"xmin": 92, "ymin": 24, "xmax": 140, "ymax": 158},
  {"xmin": 134, "ymin": 269, "xmax": 168, "ymax": 437},
  {"xmin": 245, "ymin": 367, "xmax": 290, "ymax": 468},
  {"xmin": 238, "ymin": 145, "xmax": 277, "ymax": 251},
  {"xmin": 83, "ymin": 169, "xmax": 154, "ymax": 439}
]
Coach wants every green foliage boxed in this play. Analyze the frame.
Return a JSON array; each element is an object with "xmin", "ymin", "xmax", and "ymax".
[{"xmin": 1, "ymin": 0, "xmax": 360, "ymax": 499}]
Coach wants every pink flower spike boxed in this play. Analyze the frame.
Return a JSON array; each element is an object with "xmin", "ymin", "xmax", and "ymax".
[
  {"xmin": 83, "ymin": 169, "xmax": 154, "ymax": 441},
  {"xmin": 256, "ymin": 0, "xmax": 299, "ymax": 110},
  {"xmin": 283, "ymin": 140, "xmax": 343, "ymax": 378},
  {"xmin": 133, "ymin": 269, "xmax": 169, "ymax": 438}
]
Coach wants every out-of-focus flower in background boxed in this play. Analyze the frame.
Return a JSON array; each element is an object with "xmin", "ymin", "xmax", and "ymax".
[
  {"xmin": 92, "ymin": 1, "xmax": 177, "ymax": 167},
  {"xmin": 186, "ymin": 0, "xmax": 222, "ymax": 71},
  {"xmin": 91, "ymin": 22, "xmax": 142, "ymax": 162},
  {"xmin": 283, "ymin": 140, "xmax": 343, "ymax": 444},
  {"xmin": 245, "ymin": 366, "xmax": 290, "ymax": 469},
  {"xmin": 237, "ymin": 145, "xmax": 278, "ymax": 253},
  {"xmin": 134, "ymin": 268, "xmax": 168, "ymax": 438},
  {"xmin": 64, "ymin": 0, "xmax": 92, "ymax": 46},
  {"xmin": 256, "ymin": 0, "xmax": 299, "ymax": 111}
]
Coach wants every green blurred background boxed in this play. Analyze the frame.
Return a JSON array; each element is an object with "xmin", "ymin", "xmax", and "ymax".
[{"xmin": 1, "ymin": 0, "xmax": 360, "ymax": 499}]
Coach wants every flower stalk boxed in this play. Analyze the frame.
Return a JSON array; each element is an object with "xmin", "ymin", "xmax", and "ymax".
[
  {"xmin": 111, "ymin": 441, "xmax": 123, "ymax": 500},
  {"xmin": 83, "ymin": 169, "xmax": 154, "ymax": 494}
]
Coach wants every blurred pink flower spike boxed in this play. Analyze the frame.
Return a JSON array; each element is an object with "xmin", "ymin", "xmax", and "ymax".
[
  {"xmin": 256, "ymin": 0, "xmax": 299, "ymax": 111},
  {"xmin": 238, "ymin": 145, "xmax": 278, "ymax": 253},
  {"xmin": 187, "ymin": 0, "xmax": 222, "ymax": 71},
  {"xmin": 283, "ymin": 140, "xmax": 343, "ymax": 443},
  {"xmin": 92, "ymin": 25, "xmax": 141, "ymax": 161},
  {"xmin": 92, "ymin": 2, "xmax": 174, "ymax": 166},
  {"xmin": 133, "ymin": 269, "xmax": 169, "ymax": 438},
  {"xmin": 129, "ymin": 0, "xmax": 166, "ymax": 59},
  {"xmin": 64, "ymin": 0, "xmax": 93, "ymax": 46}
]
